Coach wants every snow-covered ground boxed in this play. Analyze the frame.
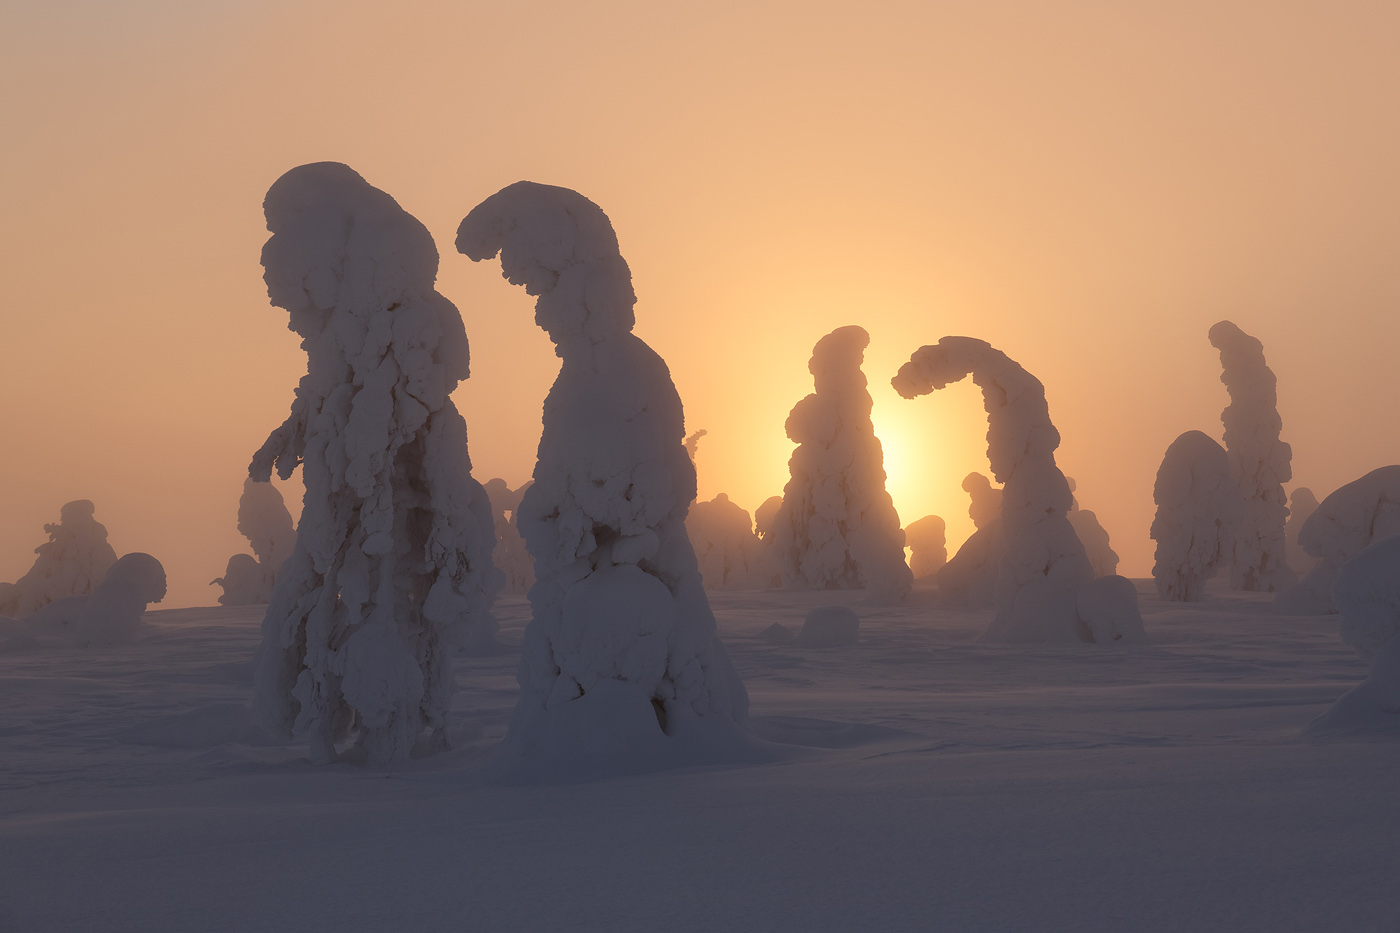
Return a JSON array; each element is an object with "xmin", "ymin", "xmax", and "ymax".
[{"xmin": 2, "ymin": 582, "xmax": 1396, "ymax": 932}]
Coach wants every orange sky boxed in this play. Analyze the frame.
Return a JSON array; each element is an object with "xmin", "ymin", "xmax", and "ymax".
[{"xmin": 3, "ymin": 0, "xmax": 1399, "ymax": 608}]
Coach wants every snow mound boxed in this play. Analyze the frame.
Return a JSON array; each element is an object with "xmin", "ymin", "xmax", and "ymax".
[
  {"xmin": 796, "ymin": 605, "xmax": 861, "ymax": 647},
  {"xmin": 0, "ymin": 500, "xmax": 117, "ymax": 616},
  {"xmin": 1076, "ymin": 575, "xmax": 1147, "ymax": 644},
  {"xmin": 904, "ymin": 514, "xmax": 947, "ymax": 580},
  {"xmin": 251, "ymin": 162, "xmax": 499, "ymax": 766},
  {"xmin": 759, "ymin": 622, "xmax": 794, "ymax": 643},
  {"xmin": 457, "ymin": 180, "xmax": 753, "ymax": 780},
  {"xmin": 769, "ymin": 326, "xmax": 912, "ymax": 604},
  {"xmin": 1150, "ymin": 431, "xmax": 1240, "ymax": 601}
]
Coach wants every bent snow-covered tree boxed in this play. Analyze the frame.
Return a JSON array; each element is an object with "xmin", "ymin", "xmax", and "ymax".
[
  {"xmin": 250, "ymin": 162, "xmax": 498, "ymax": 766},
  {"xmin": 0, "ymin": 500, "xmax": 118, "ymax": 617},
  {"xmin": 769, "ymin": 326, "xmax": 912, "ymax": 604},
  {"xmin": 1209, "ymin": 321, "xmax": 1295, "ymax": 592},
  {"xmin": 212, "ymin": 478, "xmax": 296, "ymax": 606},
  {"xmin": 457, "ymin": 181, "xmax": 752, "ymax": 778},
  {"xmin": 894, "ymin": 337, "xmax": 1142, "ymax": 643},
  {"xmin": 1149, "ymin": 431, "xmax": 1240, "ymax": 601}
]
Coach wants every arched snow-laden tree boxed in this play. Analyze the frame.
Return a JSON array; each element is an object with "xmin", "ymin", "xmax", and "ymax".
[
  {"xmin": 457, "ymin": 181, "xmax": 754, "ymax": 779},
  {"xmin": 1276, "ymin": 466, "xmax": 1400, "ymax": 615},
  {"xmin": 1149, "ymin": 431, "xmax": 1240, "ymax": 601},
  {"xmin": 769, "ymin": 326, "xmax": 912, "ymax": 604},
  {"xmin": 894, "ymin": 337, "xmax": 1141, "ymax": 643},
  {"xmin": 0, "ymin": 500, "xmax": 117, "ymax": 617},
  {"xmin": 483, "ymin": 478, "xmax": 534, "ymax": 595},
  {"xmin": 904, "ymin": 515, "xmax": 947, "ymax": 580},
  {"xmin": 1209, "ymin": 320, "xmax": 1296, "ymax": 592},
  {"xmin": 212, "ymin": 478, "xmax": 296, "ymax": 606},
  {"xmin": 250, "ymin": 162, "xmax": 499, "ymax": 766}
]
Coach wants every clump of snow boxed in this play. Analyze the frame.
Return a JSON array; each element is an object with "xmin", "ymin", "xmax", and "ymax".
[
  {"xmin": 1150, "ymin": 431, "xmax": 1241, "ymax": 601},
  {"xmin": 457, "ymin": 180, "xmax": 755, "ymax": 779},
  {"xmin": 1284, "ymin": 487, "xmax": 1320, "ymax": 576},
  {"xmin": 484, "ymin": 478, "xmax": 535, "ymax": 595},
  {"xmin": 935, "ymin": 472, "xmax": 1004, "ymax": 607},
  {"xmin": 759, "ymin": 621, "xmax": 794, "ymax": 643},
  {"xmin": 796, "ymin": 605, "xmax": 860, "ymax": 647},
  {"xmin": 1065, "ymin": 477, "xmax": 1119, "ymax": 578},
  {"xmin": 895, "ymin": 337, "xmax": 1135, "ymax": 643},
  {"xmin": 212, "ymin": 478, "xmax": 296, "ymax": 606},
  {"xmin": 0, "ymin": 500, "xmax": 118, "ymax": 616},
  {"xmin": 250, "ymin": 162, "xmax": 499, "ymax": 766},
  {"xmin": 1209, "ymin": 321, "xmax": 1296, "ymax": 593},
  {"xmin": 687, "ymin": 493, "xmax": 770, "ymax": 590},
  {"xmin": 904, "ymin": 515, "xmax": 947, "ymax": 579},
  {"xmin": 1276, "ymin": 466, "xmax": 1400, "ymax": 615},
  {"xmin": 768, "ymin": 326, "xmax": 912, "ymax": 604}
]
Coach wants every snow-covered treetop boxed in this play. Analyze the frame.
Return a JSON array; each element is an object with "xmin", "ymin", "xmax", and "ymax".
[{"xmin": 456, "ymin": 181, "xmax": 637, "ymax": 349}]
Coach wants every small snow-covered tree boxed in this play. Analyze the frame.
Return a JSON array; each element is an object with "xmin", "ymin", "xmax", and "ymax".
[
  {"xmin": 25, "ymin": 551, "xmax": 166, "ymax": 646},
  {"xmin": 936, "ymin": 472, "xmax": 1004, "ymax": 606},
  {"xmin": 457, "ymin": 181, "xmax": 751, "ymax": 777},
  {"xmin": 895, "ymin": 337, "xmax": 1139, "ymax": 643},
  {"xmin": 1065, "ymin": 477, "xmax": 1119, "ymax": 578},
  {"xmin": 212, "ymin": 478, "xmax": 296, "ymax": 606},
  {"xmin": 250, "ymin": 162, "xmax": 498, "ymax": 765},
  {"xmin": 1284, "ymin": 487, "xmax": 1320, "ymax": 576},
  {"xmin": 1209, "ymin": 321, "xmax": 1296, "ymax": 592},
  {"xmin": 1149, "ymin": 431, "xmax": 1240, "ymax": 601},
  {"xmin": 904, "ymin": 515, "xmax": 947, "ymax": 579},
  {"xmin": 753, "ymin": 496, "xmax": 783, "ymax": 541},
  {"xmin": 483, "ymin": 478, "xmax": 534, "ymax": 595},
  {"xmin": 0, "ymin": 500, "xmax": 118, "ymax": 616},
  {"xmin": 769, "ymin": 326, "xmax": 912, "ymax": 604},
  {"xmin": 687, "ymin": 493, "xmax": 768, "ymax": 590}
]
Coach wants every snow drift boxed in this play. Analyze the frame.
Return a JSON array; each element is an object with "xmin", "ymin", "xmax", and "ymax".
[
  {"xmin": 894, "ymin": 337, "xmax": 1140, "ymax": 643},
  {"xmin": 250, "ymin": 162, "xmax": 499, "ymax": 766},
  {"xmin": 1150, "ymin": 431, "xmax": 1241, "ymax": 601},
  {"xmin": 768, "ymin": 326, "xmax": 912, "ymax": 604},
  {"xmin": 457, "ymin": 180, "xmax": 756, "ymax": 780},
  {"xmin": 0, "ymin": 500, "xmax": 117, "ymax": 617},
  {"xmin": 212, "ymin": 478, "xmax": 296, "ymax": 606}
]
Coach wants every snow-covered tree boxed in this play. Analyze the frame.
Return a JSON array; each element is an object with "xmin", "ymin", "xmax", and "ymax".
[
  {"xmin": 25, "ymin": 551, "xmax": 166, "ymax": 646},
  {"xmin": 753, "ymin": 496, "xmax": 783, "ymax": 541},
  {"xmin": 1209, "ymin": 320, "xmax": 1295, "ymax": 592},
  {"xmin": 483, "ymin": 478, "xmax": 534, "ymax": 595},
  {"xmin": 769, "ymin": 326, "xmax": 912, "ymax": 604},
  {"xmin": 0, "ymin": 500, "xmax": 117, "ymax": 616},
  {"xmin": 1065, "ymin": 477, "xmax": 1119, "ymax": 578},
  {"xmin": 1149, "ymin": 430, "xmax": 1240, "ymax": 601},
  {"xmin": 212, "ymin": 478, "xmax": 296, "ymax": 606},
  {"xmin": 457, "ymin": 181, "xmax": 751, "ymax": 777},
  {"xmin": 250, "ymin": 162, "xmax": 498, "ymax": 765},
  {"xmin": 895, "ymin": 337, "xmax": 1140, "ymax": 642},
  {"xmin": 935, "ymin": 472, "xmax": 1004, "ymax": 606},
  {"xmin": 904, "ymin": 515, "xmax": 947, "ymax": 579},
  {"xmin": 687, "ymin": 493, "xmax": 769, "ymax": 590},
  {"xmin": 1284, "ymin": 487, "xmax": 1320, "ymax": 576}
]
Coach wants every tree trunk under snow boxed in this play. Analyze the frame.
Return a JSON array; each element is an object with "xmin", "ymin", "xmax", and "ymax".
[{"xmin": 250, "ymin": 162, "xmax": 498, "ymax": 766}]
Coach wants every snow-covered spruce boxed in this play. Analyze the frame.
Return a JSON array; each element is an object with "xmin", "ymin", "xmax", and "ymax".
[
  {"xmin": 1284, "ymin": 487, "xmax": 1320, "ymax": 576},
  {"xmin": 687, "ymin": 493, "xmax": 769, "ymax": 590},
  {"xmin": 904, "ymin": 515, "xmax": 947, "ymax": 580},
  {"xmin": 483, "ymin": 478, "xmax": 535, "ymax": 596},
  {"xmin": 1276, "ymin": 466, "xmax": 1400, "ymax": 615},
  {"xmin": 250, "ymin": 162, "xmax": 498, "ymax": 766},
  {"xmin": 212, "ymin": 478, "xmax": 296, "ymax": 606},
  {"xmin": 1149, "ymin": 431, "xmax": 1241, "ymax": 602},
  {"xmin": 935, "ymin": 472, "xmax": 1004, "ymax": 607},
  {"xmin": 25, "ymin": 552, "xmax": 166, "ymax": 647},
  {"xmin": 1302, "ymin": 534, "xmax": 1400, "ymax": 737},
  {"xmin": 1209, "ymin": 320, "xmax": 1296, "ymax": 592},
  {"xmin": 753, "ymin": 496, "xmax": 783, "ymax": 541},
  {"xmin": 0, "ymin": 500, "xmax": 117, "ymax": 617},
  {"xmin": 456, "ymin": 181, "xmax": 754, "ymax": 778},
  {"xmin": 1065, "ymin": 477, "xmax": 1119, "ymax": 578},
  {"xmin": 894, "ymin": 337, "xmax": 1140, "ymax": 642},
  {"xmin": 768, "ymin": 326, "xmax": 912, "ymax": 604}
]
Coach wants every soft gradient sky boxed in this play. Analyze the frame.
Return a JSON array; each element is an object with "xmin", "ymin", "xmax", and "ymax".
[{"xmin": 3, "ymin": 0, "xmax": 1398, "ymax": 608}]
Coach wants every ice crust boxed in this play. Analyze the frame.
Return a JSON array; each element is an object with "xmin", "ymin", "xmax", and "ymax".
[
  {"xmin": 769, "ymin": 326, "xmax": 912, "ymax": 604},
  {"xmin": 212, "ymin": 478, "xmax": 296, "ymax": 606},
  {"xmin": 249, "ymin": 162, "xmax": 499, "ymax": 766},
  {"xmin": 894, "ymin": 337, "xmax": 1139, "ymax": 642},
  {"xmin": 1209, "ymin": 321, "xmax": 1295, "ymax": 592},
  {"xmin": 456, "ymin": 181, "xmax": 754, "ymax": 779},
  {"xmin": 0, "ymin": 500, "xmax": 117, "ymax": 617},
  {"xmin": 1150, "ymin": 431, "xmax": 1241, "ymax": 601},
  {"xmin": 484, "ymin": 478, "xmax": 535, "ymax": 595},
  {"xmin": 904, "ymin": 515, "xmax": 947, "ymax": 580},
  {"xmin": 687, "ymin": 493, "xmax": 770, "ymax": 590}
]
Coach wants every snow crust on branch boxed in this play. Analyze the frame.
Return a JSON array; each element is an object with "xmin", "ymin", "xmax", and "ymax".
[
  {"xmin": 212, "ymin": 478, "xmax": 296, "ymax": 606},
  {"xmin": 1209, "ymin": 321, "xmax": 1295, "ymax": 592},
  {"xmin": 1277, "ymin": 466, "xmax": 1400, "ymax": 614},
  {"xmin": 904, "ymin": 515, "xmax": 947, "ymax": 580},
  {"xmin": 895, "ymin": 337, "xmax": 1138, "ymax": 643},
  {"xmin": 0, "ymin": 501, "xmax": 117, "ymax": 617},
  {"xmin": 768, "ymin": 326, "xmax": 912, "ymax": 604},
  {"xmin": 250, "ymin": 162, "xmax": 498, "ymax": 766},
  {"xmin": 484, "ymin": 478, "xmax": 535, "ymax": 595},
  {"xmin": 457, "ymin": 181, "xmax": 754, "ymax": 779},
  {"xmin": 687, "ymin": 494, "xmax": 770, "ymax": 590},
  {"xmin": 1149, "ymin": 431, "xmax": 1240, "ymax": 601}
]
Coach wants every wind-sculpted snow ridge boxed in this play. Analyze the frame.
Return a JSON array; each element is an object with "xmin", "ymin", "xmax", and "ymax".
[
  {"xmin": 1065, "ymin": 477, "xmax": 1119, "ymax": 578},
  {"xmin": 1302, "ymin": 534, "xmax": 1400, "ymax": 738},
  {"xmin": 1209, "ymin": 321, "xmax": 1296, "ymax": 592},
  {"xmin": 212, "ymin": 478, "xmax": 296, "ymax": 606},
  {"xmin": 484, "ymin": 478, "xmax": 534, "ymax": 595},
  {"xmin": 249, "ymin": 162, "xmax": 499, "ymax": 766},
  {"xmin": 1150, "ymin": 431, "xmax": 1240, "ymax": 601},
  {"xmin": 904, "ymin": 515, "xmax": 947, "ymax": 579},
  {"xmin": 457, "ymin": 181, "xmax": 759, "ymax": 781},
  {"xmin": 1276, "ymin": 466, "xmax": 1400, "ymax": 615},
  {"xmin": 769, "ymin": 326, "xmax": 912, "ymax": 605},
  {"xmin": 687, "ymin": 494, "xmax": 770, "ymax": 590},
  {"xmin": 1284, "ymin": 487, "xmax": 1320, "ymax": 576},
  {"xmin": 0, "ymin": 500, "xmax": 117, "ymax": 617},
  {"xmin": 894, "ymin": 337, "xmax": 1140, "ymax": 643},
  {"xmin": 23, "ymin": 552, "xmax": 166, "ymax": 647}
]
